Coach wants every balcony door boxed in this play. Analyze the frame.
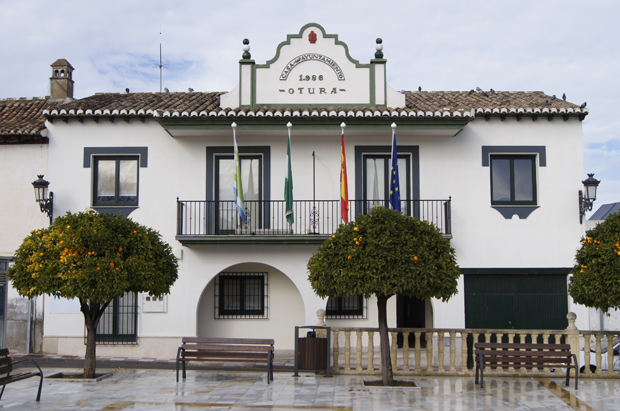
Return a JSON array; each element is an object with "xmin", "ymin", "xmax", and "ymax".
[
  {"xmin": 363, "ymin": 154, "xmax": 410, "ymax": 214},
  {"xmin": 215, "ymin": 156, "xmax": 262, "ymax": 234}
]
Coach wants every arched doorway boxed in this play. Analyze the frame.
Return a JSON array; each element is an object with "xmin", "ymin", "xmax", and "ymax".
[{"xmin": 196, "ymin": 262, "xmax": 305, "ymax": 350}]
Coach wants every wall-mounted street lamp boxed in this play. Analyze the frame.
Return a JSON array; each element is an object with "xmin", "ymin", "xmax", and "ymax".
[
  {"xmin": 32, "ymin": 175, "xmax": 53, "ymax": 225},
  {"xmin": 579, "ymin": 173, "xmax": 600, "ymax": 224}
]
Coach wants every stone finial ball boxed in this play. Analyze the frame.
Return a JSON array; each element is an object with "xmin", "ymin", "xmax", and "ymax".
[{"xmin": 317, "ymin": 309, "xmax": 326, "ymax": 317}]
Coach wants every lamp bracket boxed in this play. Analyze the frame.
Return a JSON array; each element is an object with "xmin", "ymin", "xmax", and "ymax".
[{"xmin": 38, "ymin": 192, "xmax": 53, "ymax": 224}]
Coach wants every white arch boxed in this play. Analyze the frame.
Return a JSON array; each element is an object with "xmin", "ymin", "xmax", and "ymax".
[{"xmin": 195, "ymin": 261, "xmax": 306, "ymax": 350}]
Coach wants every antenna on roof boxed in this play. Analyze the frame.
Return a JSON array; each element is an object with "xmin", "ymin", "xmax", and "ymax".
[{"xmin": 152, "ymin": 26, "xmax": 169, "ymax": 93}]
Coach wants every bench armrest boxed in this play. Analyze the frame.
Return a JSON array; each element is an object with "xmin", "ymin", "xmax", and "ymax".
[
  {"xmin": 10, "ymin": 358, "xmax": 43, "ymax": 375},
  {"xmin": 176, "ymin": 346, "xmax": 185, "ymax": 362}
]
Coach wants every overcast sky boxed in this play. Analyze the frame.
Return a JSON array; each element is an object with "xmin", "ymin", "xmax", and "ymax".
[{"xmin": 2, "ymin": 0, "xmax": 618, "ymax": 212}]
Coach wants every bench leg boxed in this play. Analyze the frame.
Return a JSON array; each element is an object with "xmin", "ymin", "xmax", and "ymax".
[
  {"xmin": 478, "ymin": 353, "xmax": 485, "ymax": 389},
  {"xmin": 36, "ymin": 374, "xmax": 43, "ymax": 401},
  {"xmin": 572, "ymin": 354, "xmax": 578, "ymax": 390},
  {"xmin": 267, "ymin": 349, "xmax": 273, "ymax": 384},
  {"xmin": 176, "ymin": 347, "xmax": 183, "ymax": 382},
  {"xmin": 0, "ymin": 384, "xmax": 4, "ymax": 400}
]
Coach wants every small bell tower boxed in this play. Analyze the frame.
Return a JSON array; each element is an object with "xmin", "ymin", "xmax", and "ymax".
[{"xmin": 49, "ymin": 59, "xmax": 74, "ymax": 101}]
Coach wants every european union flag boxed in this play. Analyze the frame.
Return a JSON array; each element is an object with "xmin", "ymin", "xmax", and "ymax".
[{"xmin": 389, "ymin": 124, "xmax": 401, "ymax": 212}]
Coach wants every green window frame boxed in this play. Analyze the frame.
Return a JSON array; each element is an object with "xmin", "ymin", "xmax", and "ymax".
[
  {"xmin": 490, "ymin": 155, "xmax": 537, "ymax": 206},
  {"xmin": 93, "ymin": 156, "xmax": 139, "ymax": 206}
]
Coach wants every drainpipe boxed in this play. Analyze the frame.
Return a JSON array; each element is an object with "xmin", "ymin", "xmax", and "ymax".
[{"xmin": 600, "ymin": 309, "xmax": 605, "ymax": 331}]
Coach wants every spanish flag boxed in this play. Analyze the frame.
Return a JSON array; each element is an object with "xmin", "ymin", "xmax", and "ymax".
[{"xmin": 340, "ymin": 123, "xmax": 349, "ymax": 224}]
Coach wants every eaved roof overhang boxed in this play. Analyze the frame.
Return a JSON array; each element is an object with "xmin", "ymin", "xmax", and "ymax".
[
  {"xmin": 157, "ymin": 108, "xmax": 472, "ymax": 138},
  {"xmin": 40, "ymin": 89, "xmax": 589, "ymax": 137}
]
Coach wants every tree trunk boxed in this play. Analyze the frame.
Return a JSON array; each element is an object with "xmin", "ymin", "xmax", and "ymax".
[
  {"xmin": 80, "ymin": 299, "xmax": 110, "ymax": 379},
  {"xmin": 84, "ymin": 322, "xmax": 97, "ymax": 379},
  {"xmin": 377, "ymin": 295, "xmax": 393, "ymax": 386}
]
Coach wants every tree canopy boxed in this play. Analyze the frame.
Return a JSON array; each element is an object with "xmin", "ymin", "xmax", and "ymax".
[
  {"xmin": 308, "ymin": 206, "xmax": 460, "ymax": 302},
  {"xmin": 569, "ymin": 211, "xmax": 620, "ymax": 313},
  {"xmin": 307, "ymin": 206, "xmax": 460, "ymax": 385},
  {"xmin": 8, "ymin": 210, "xmax": 178, "ymax": 378}
]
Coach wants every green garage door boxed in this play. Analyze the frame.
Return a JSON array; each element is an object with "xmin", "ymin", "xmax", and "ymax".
[{"xmin": 464, "ymin": 273, "xmax": 568, "ymax": 330}]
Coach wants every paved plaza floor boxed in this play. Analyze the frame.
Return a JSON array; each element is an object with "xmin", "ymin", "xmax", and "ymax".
[{"xmin": 0, "ymin": 366, "xmax": 619, "ymax": 411}]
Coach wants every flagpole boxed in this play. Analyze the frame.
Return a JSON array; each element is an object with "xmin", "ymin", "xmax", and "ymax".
[
  {"xmin": 284, "ymin": 122, "xmax": 294, "ymax": 232},
  {"xmin": 312, "ymin": 151, "xmax": 316, "ymax": 202},
  {"xmin": 389, "ymin": 122, "xmax": 401, "ymax": 212},
  {"xmin": 340, "ymin": 122, "xmax": 349, "ymax": 224},
  {"xmin": 309, "ymin": 151, "xmax": 318, "ymax": 234}
]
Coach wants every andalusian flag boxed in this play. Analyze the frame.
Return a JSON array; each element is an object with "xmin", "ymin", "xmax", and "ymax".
[
  {"xmin": 340, "ymin": 122, "xmax": 349, "ymax": 224},
  {"xmin": 232, "ymin": 122, "xmax": 246, "ymax": 223},
  {"xmin": 284, "ymin": 122, "xmax": 294, "ymax": 226},
  {"xmin": 389, "ymin": 122, "xmax": 401, "ymax": 212}
]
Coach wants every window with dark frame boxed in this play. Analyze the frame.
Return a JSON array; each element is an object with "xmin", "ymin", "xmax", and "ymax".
[
  {"xmin": 326, "ymin": 295, "xmax": 365, "ymax": 318},
  {"xmin": 215, "ymin": 273, "xmax": 268, "ymax": 318},
  {"xmin": 490, "ymin": 154, "xmax": 537, "ymax": 205},
  {"xmin": 362, "ymin": 154, "xmax": 410, "ymax": 213},
  {"xmin": 94, "ymin": 292, "xmax": 137, "ymax": 344},
  {"xmin": 93, "ymin": 156, "xmax": 139, "ymax": 206},
  {"xmin": 215, "ymin": 155, "xmax": 263, "ymax": 234}
]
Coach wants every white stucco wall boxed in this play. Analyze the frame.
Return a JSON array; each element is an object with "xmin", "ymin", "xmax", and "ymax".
[
  {"xmin": 0, "ymin": 144, "xmax": 49, "ymax": 256},
  {"xmin": 0, "ymin": 143, "xmax": 49, "ymax": 351},
  {"xmin": 39, "ymin": 108, "xmax": 590, "ymax": 357}
]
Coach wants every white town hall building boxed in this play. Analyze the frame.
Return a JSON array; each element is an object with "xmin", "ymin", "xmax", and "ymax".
[{"xmin": 0, "ymin": 23, "xmax": 591, "ymax": 358}]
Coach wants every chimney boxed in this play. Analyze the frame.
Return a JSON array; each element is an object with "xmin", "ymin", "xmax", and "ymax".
[{"xmin": 49, "ymin": 59, "xmax": 74, "ymax": 102}]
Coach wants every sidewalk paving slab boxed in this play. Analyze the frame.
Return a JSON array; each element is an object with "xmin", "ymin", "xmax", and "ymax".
[{"xmin": 0, "ymin": 365, "xmax": 617, "ymax": 410}]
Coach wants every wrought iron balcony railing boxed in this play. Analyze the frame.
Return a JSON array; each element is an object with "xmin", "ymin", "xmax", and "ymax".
[{"xmin": 176, "ymin": 198, "xmax": 452, "ymax": 237}]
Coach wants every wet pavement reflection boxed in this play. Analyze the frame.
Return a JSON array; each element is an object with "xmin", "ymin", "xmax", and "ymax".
[{"xmin": 1, "ymin": 368, "xmax": 618, "ymax": 410}]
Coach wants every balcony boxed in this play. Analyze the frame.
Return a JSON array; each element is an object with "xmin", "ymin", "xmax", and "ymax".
[{"xmin": 176, "ymin": 199, "xmax": 451, "ymax": 246}]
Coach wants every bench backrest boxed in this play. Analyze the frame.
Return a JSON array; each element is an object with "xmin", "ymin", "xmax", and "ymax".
[
  {"xmin": 0, "ymin": 349, "xmax": 12, "ymax": 375},
  {"xmin": 475, "ymin": 343, "xmax": 573, "ymax": 367},
  {"xmin": 182, "ymin": 337, "xmax": 274, "ymax": 346},
  {"xmin": 181, "ymin": 337, "xmax": 275, "ymax": 355},
  {"xmin": 475, "ymin": 343, "xmax": 571, "ymax": 354}
]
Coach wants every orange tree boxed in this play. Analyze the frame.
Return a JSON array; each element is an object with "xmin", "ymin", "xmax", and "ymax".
[
  {"xmin": 569, "ymin": 211, "xmax": 620, "ymax": 312},
  {"xmin": 307, "ymin": 206, "xmax": 460, "ymax": 385},
  {"xmin": 7, "ymin": 210, "xmax": 178, "ymax": 378}
]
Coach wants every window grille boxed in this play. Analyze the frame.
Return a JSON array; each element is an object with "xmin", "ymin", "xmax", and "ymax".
[
  {"xmin": 214, "ymin": 272, "xmax": 268, "ymax": 319},
  {"xmin": 87, "ymin": 292, "xmax": 138, "ymax": 345},
  {"xmin": 326, "ymin": 295, "xmax": 367, "ymax": 319},
  {"xmin": 0, "ymin": 259, "xmax": 7, "ymax": 284}
]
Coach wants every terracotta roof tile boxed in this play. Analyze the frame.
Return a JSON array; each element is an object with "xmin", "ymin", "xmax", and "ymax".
[
  {"xmin": 405, "ymin": 90, "xmax": 580, "ymax": 112},
  {"xmin": 45, "ymin": 90, "xmax": 587, "ymax": 120},
  {"xmin": 0, "ymin": 98, "xmax": 61, "ymax": 143},
  {"xmin": 59, "ymin": 92, "xmax": 222, "ymax": 114}
]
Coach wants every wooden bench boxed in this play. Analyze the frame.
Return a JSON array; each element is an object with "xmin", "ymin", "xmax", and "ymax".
[
  {"xmin": 475, "ymin": 343, "xmax": 578, "ymax": 389},
  {"xmin": 0, "ymin": 349, "xmax": 43, "ymax": 401},
  {"xmin": 176, "ymin": 337, "xmax": 274, "ymax": 383}
]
